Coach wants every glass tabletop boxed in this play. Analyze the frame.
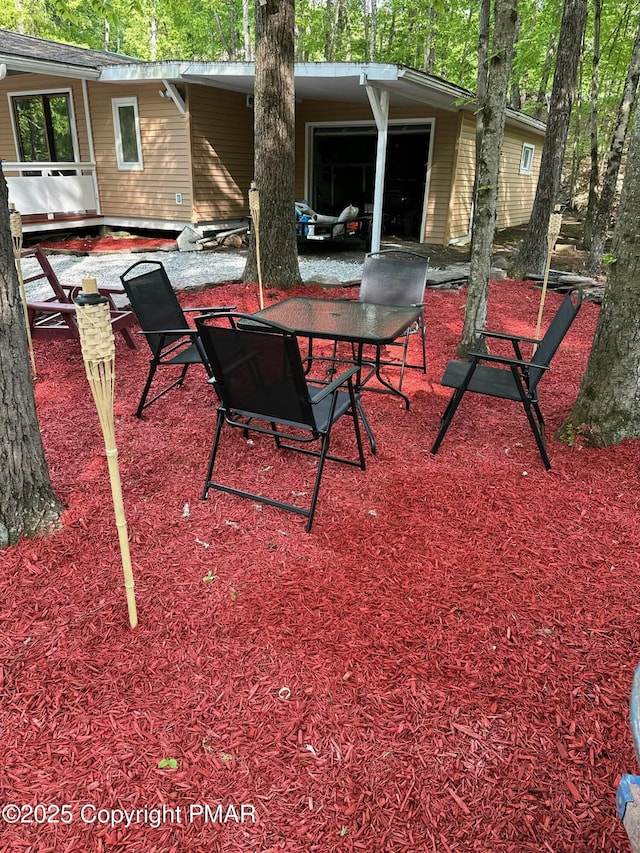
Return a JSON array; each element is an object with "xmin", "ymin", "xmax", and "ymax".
[{"xmin": 254, "ymin": 297, "xmax": 422, "ymax": 345}]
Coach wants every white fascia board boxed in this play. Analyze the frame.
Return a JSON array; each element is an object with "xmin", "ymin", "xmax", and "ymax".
[
  {"xmin": 296, "ymin": 62, "xmax": 400, "ymax": 81},
  {"xmin": 100, "ymin": 61, "xmax": 256, "ymax": 82},
  {"xmin": 0, "ymin": 55, "xmax": 100, "ymax": 79},
  {"xmin": 99, "ymin": 62, "xmax": 188, "ymax": 82}
]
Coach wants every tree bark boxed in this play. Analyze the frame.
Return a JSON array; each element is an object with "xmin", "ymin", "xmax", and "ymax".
[
  {"xmin": 0, "ymin": 175, "xmax": 63, "ymax": 547},
  {"xmin": 586, "ymin": 20, "xmax": 640, "ymax": 273},
  {"xmin": 243, "ymin": 0, "xmax": 301, "ymax": 288},
  {"xmin": 534, "ymin": 31, "xmax": 556, "ymax": 121},
  {"xmin": 514, "ymin": 0, "xmax": 587, "ymax": 277},
  {"xmin": 561, "ymin": 89, "xmax": 640, "ymax": 447},
  {"xmin": 458, "ymin": 0, "xmax": 518, "ymax": 357}
]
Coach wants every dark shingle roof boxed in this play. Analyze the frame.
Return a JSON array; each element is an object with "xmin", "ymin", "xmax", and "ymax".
[{"xmin": 0, "ymin": 29, "xmax": 141, "ymax": 69}]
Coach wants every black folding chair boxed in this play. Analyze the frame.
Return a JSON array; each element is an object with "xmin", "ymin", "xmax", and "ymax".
[
  {"xmin": 359, "ymin": 250, "xmax": 430, "ymax": 389},
  {"xmin": 311, "ymin": 250, "xmax": 430, "ymax": 392},
  {"xmin": 431, "ymin": 289, "xmax": 583, "ymax": 469},
  {"xmin": 195, "ymin": 312, "xmax": 367, "ymax": 532},
  {"xmin": 120, "ymin": 260, "xmax": 233, "ymax": 417}
]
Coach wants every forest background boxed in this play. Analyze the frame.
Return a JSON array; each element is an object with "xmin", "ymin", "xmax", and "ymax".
[{"xmin": 1, "ymin": 0, "xmax": 637, "ymax": 213}]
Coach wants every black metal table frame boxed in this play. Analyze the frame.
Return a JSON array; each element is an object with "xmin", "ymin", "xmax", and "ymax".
[{"xmin": 252, "ymin": 297, "xmax": 423, "ymax": 453}]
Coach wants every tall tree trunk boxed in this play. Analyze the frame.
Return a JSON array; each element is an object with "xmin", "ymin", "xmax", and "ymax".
[
  {"xmin": 587, "ymin": 20, "xmax": 640, "ymax": 273},
  {"xmin": 561, "ymin": 89, "xmax": 640, "ymax": 447},
  {"xmin": 243, "ymin": 0, "xmax": 301, "ymax": 288},
  {"xmin": 0, "ymin": 176, "xmax": 63, "ymax": 547},
  {"xmin": 243, "ymin": 0, "xmax": 252, "ymax": 59},
  {"xmin": 458, "ymin": 0, "xmax": 519, "ymax": 357},
  {"xmin": 534, "ymin": 31, "xmax": 556, "ymax": 121},
  {"xmin": 583, "ymin": 0, "xmax": 601, "ymax": 249},
  {"xmin": 362, "ymin": 0, "xmax": 377, "ymax": 61},
  {"xmin": 509, "ymin": 17, "xmax": 521, "ymax": 110},
  {"xmin": 514, "ymin": 0, "xmax": 587, "ymax": 277}
]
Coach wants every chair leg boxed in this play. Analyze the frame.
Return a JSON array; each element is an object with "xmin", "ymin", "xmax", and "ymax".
[
  {"xmin": 397, "ymin": 331, "xmax": 411, "ymax": 391},
  {"xmin": 177, "ymin": 364, "xmax": 190, "ymax": 387},
  {"xmin": 121, "ymin": 326, "xmax": 138, "ymax": 350},
  {"xmin": 430, "ymin": 387, "xmax": 466, "ymax": 455},
  {"xmin": 202, "ymin": 410, "xmax": 225, "ymax": 499},
  {"xmin": 136, "ymin": 361, "xmax": 158, "ymax": 418},
  {"xmin": 419, "ymin": 314, "xmax": 427, "ymax": 374},
  {"xmin": 521, "ymin": 399, "xmax": 552, "ymax": 470},
  {"xmin": 348, "ymin": 383, "xmax": 366, "ymax": 470}
]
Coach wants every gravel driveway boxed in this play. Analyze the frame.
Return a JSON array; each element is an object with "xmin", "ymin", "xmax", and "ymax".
[{"xmin": 21, "ymin": 245, "xmax": 367, "ymax": 305}]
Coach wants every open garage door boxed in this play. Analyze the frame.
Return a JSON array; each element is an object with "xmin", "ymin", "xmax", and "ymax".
[{"xmin": 310, "ymin": 122, "xmax": 432, "ymax": 240}]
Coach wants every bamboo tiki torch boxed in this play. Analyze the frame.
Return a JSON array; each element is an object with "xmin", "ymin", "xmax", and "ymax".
[
  {"xmin": 9, "ymin": 203, "xmax": 37, "ymax": 376},
  {"xmin": 74, "ymin": 278, "xmax": 138, "ymax": 629},
  {"xmin": 248, "ymin": 181, "xmax": 264, "ymax": 309},
  {"xmin": 533, "ymin": 212, "xmax": 563, "ymax": 351}
]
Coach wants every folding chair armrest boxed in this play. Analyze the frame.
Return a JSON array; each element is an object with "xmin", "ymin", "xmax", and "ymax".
[
  {"xmin": 475, "ymin": 328, "xmax": 541, "ymax": 345},
  {"xmin": 309, "ymin": 364, "xmax": 360, "ymax": 403},
  {"xmin": 27, "ymin": 300, "xmax": 76, "ymax": 313},
  {"xmin": 467, "ymin": 349, "xmax": 550, "ymax": 371},
  {"xmin": 139, "ymin": 328, "xmax": 199, "ymax": 337},
  {"xmin": 184, "ymin": 305, "xmax": 237, "ymax": 313}
]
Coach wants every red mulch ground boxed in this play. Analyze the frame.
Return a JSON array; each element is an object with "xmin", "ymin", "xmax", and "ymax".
[
  {"xmin": 1, "ymin": 280, "xmax": 639, "ymax": 852},
  {"xmin": 38, "ymin": 235, "xmax": 177, "ymax": 253}
]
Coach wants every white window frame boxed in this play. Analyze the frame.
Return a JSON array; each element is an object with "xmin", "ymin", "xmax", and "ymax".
[
  {"xmin": 520, "ymin": 142, "xmax": 535, "ymax": 175},
  {"xmin": 112, "ymin": 96, "xmax": 143, "ymax": 171}
]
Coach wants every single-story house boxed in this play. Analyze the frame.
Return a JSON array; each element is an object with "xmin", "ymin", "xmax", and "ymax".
[{"xmin": 0, "ymin": 29, "xmax": 545, "ymax": 249}]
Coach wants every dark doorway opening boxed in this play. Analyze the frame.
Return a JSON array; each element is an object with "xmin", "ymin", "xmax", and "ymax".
[{"xmin": 310, "ymin": 123, "xmax": 431, "ymax": 239}]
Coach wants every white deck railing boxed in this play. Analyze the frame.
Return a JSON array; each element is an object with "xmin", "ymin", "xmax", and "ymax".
[{"xmin": 2, "ymin": 161, "xmax": 100, "ymax": 217}]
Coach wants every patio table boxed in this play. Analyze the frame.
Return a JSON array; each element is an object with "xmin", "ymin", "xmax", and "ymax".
[{"xmin": 252, "ymin": 296, "xmax": 423, "ymax": 452}]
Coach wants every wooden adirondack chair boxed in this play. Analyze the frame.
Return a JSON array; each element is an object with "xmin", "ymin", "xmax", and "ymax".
[{"xmin": 22, "ymin": 245, "xmax": 137, "ymax": 349}]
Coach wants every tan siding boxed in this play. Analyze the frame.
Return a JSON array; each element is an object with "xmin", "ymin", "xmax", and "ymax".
[
  {"xmin": 446, "ymin": 113, "xmax": 544, "ymax": 240},
  {"xmin": 0, "ymin": 74, "xmax": 90, "ymax": 169},
  {"xmin": 295, "ymin": 101, "xmax": 459, "ymax": 245},
  {"xmin": 189, "ymin": 84, "xmax": 254, "ymax": 222},
  {"xmin": 88, "ymin": 80, "xmax": 192, "ymax": 222},
  {"xmin": 496, "ymin": 123, "xmax": 543, "ymax": 228},
  {"xmin": 446, "ymin": 112, "xmax": 475, "ymax": 241}
]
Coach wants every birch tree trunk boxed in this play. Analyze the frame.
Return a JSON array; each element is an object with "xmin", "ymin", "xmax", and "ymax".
[
  {"xmin": 242, "ymin": 0, "xmax": 252, "ymax": 60},
  {"xmin": 515, "ymin": 0, "xmax": 587, "ymax": 277},
  {"xmin": 243, "ymin": 0, "xmax": 301, "ymax": 288},
  {"xmin": 586, "ymin": 20, "xmax": 640, "ymax": 273},
  {"xmin": 561, "ymin": 90, "xmax": 640, "ymax": 447},
  {"xmin": 0, "ymin": 175, "xmax": 63, "ymax": 547},
  {"xmin": 458, "ymin": 0, "xmax": 518, "ymax": 357}
]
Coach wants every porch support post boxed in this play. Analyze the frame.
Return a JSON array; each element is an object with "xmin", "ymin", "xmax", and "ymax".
[
  {"xmin": 82, "ymin": 79, "xmax": 101, "ymax": 215},
  {"xmin": 365, "ymin": 83, "xmax": 389, "ymax": 254}
]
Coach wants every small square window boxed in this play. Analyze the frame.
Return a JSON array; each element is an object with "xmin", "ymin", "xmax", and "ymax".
[
  {"xmin": 520, "ymin": 143, "xmax": 535, "ymax": 175},
  {"xmin": 112, "ymin": 97, "xmax": 143, "ymax": 170}
]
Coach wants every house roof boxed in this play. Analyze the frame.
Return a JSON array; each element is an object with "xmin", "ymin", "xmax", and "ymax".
[
  {"xmin": 0, "ymin": 29, "xmax": 140, "ymax": 78},
  {"xmin": 0, "ymin": 29, "xmax": 546, "ymax": 134}
]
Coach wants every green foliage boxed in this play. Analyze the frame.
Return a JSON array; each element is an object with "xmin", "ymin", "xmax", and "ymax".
[
  {"xmin": 557, "ymin": 420, "xmax": 595, "ymax": 447},
  {"xmin": 1, "ymin": 0, "xmax": 638, "ymax": 202},
  {"xmin": 157, "ymin": 757, "xmax": 179, "ymax": 768}
]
